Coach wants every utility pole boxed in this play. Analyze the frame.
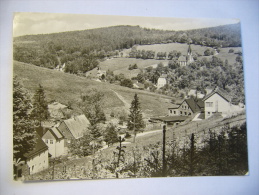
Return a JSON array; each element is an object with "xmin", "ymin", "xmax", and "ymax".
[{"xmin": 162, "ymin": 124, "xmax": 166, "ymax": 177}]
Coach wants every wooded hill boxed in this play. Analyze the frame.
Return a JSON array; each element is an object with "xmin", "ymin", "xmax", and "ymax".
[{"xmin": 13, "ymin": 23, "xmax": 241, "ymax": 73}]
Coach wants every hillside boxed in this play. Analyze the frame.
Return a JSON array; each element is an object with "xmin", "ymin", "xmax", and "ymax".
[
  {"xmin": 13, "ymin": 61, "xmax": 173, "ymax": 118},
  {"xmin": 13, "ymin": 23, "xmax": 241, "ymax": 74}
]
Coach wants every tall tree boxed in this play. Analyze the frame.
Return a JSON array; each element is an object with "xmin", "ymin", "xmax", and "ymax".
[
  {"xmin": 31, "ymin": 84, "xmax": 49, "ymax": 126},
  {"xmin": 127, "ymin": 94, "xmax": 144, "ymax": 143},
  {"xmin": 13, "ymin": 76, "xmax": 36, "ymax": 160},
  {"xmin": 80, "ymin": 89, "xmax": 106, "ymax": 125}
]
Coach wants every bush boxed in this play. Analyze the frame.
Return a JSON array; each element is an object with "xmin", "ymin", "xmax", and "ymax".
[{"xmin": 228, "ymin": 49, "xmax": 234, "ymax": 53}]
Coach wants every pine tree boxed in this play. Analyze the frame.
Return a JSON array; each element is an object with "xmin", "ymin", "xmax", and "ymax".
[
  {"xmin": 104, "ymin": 124, "xmax": 119, "ymax": 147},
  {"xmin": 13, "ymin": 76, "xmax": 36, "ymax": 160},
  {"xmin": 31, "ymin": 84, "xmax": 49, "ymax": 126},
  {"xmin": 127, "ymin": 94, "xmax": 144, "ymax": 143}
]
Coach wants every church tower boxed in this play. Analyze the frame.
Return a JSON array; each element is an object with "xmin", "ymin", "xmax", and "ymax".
[{"xmin": 187, "ymin": 44, "xmax": 194, "ymax": 64}]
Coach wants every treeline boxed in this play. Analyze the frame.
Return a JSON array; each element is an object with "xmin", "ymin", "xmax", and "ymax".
[{"xmin": 14, "ymin": 23, "xmax": 241, "ymax": 74}]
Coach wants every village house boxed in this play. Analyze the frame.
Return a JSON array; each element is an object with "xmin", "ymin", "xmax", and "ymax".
[
  {"xmin": 132, "ymin": 80, "xmax": 145, "ymax": 90},
  {"xmin": 57, "ymin": 114, "xmax": 90, "ymax": 143},
  {"xmin": 157, "ymin": 74, "xmax": 167, "ymax": 89},
  {"xmin": 178, "ymin": 56, "xmax": 187, "ymax": 66},
  {"xmin": 42, "ymin": 127, "xmax": 66, "ymax": 158},
  {"xmin": 24, "ymin": 133, "xmax": 49, "ymax": 175},
  {"xmin": 203, "ymin": 87, "xmax": 244, "ymax": 119},
  {"xmin": 168, "ymin": 97, "xmax": 204, "ymax": 117},
  {"xmin": 55, "ymin": 63, "xmax": 66, "ymax": 72}
]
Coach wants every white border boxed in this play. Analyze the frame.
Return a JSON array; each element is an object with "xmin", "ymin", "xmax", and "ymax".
[{"xmin": 1, "ymin": 1, "xmax": 259, "ymax": 195}]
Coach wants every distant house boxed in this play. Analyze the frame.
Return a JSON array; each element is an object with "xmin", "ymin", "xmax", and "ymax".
[
  {"xmin": 157, "ymin": 74, "xmax": 167, "ymax": 89},
  {"xmin": 168, "ymin": 97, "xmax": 204, "ymax": 117},
  {"xmin": 97, "ymin": 67, "xmax": 106, "ymax": 79},
  {"xmin": 48, "ymin": 102, "xmax": 68, "ymax": 120},
  {"xmin": 203, "ymin": 87, "xmax": 237, "ymax": 119},
  {"xmin": 24, "ymin": 133, "xmax": 49, "ymax": 175},
  {"xmin": 55, "ymin": 63, "xmax": 66, "ymax": 72},
  {"xmin": 132, "ymin": 80, "xmax": 145, "ymax": 90},
  {"xmin": 42, "ymin": 127, "xmax": 65, "ymax": 158},
  {"xmin": 57, "ymin": 115, "xmax": 90, "ymax": 142}
]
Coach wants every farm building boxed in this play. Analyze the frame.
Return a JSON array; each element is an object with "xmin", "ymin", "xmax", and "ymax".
[
  {"xmin": 203, "ymin": 87, "xmax": 244, "ymax": 119},
  {"xmin": 57, "ymin": 114, "xmax": 90, "ymax": 142},
  {"xmin": 157, "ymin": 74, "xmax": 167, "ymax": 89},
  {"xmin": 42, "ymin": 127, "xmax": 66, "ymax": 158},
  {"xmin": 168, "ymin": 97, "xmax": 204, "ymax": 117},
  {"xmin": 24, "ymin": 133, "xmax": 49, "ymax": 175}
]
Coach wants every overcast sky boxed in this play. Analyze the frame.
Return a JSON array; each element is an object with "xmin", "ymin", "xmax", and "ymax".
[{"xmin": 13, "ymin": 12, "xmax": 239, "ymax": 37}]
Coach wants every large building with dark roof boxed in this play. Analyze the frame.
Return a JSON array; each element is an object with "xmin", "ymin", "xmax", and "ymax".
[{"xmin": 24, "ymin": 133, "xmax": 49, "ymax": 175}]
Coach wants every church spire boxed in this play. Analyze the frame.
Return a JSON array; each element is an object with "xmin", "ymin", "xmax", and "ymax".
[{"xmin": 187, "ymin": 44, "xmax": 192, "ymax": 55}]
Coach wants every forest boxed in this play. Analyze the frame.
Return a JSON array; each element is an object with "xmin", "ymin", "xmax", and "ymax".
[{"xmin": 13, "ymin": 23, "xmax": 241, "ymax": 73}]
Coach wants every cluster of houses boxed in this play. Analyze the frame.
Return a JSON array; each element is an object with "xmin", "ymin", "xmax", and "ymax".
[
  {"xmin": 156, "ymin": 45, "xmax": 194, "ymax": 89},
  {"xmin": 23, "ymin": 103, "xmax": 91, "ymax": 175}
]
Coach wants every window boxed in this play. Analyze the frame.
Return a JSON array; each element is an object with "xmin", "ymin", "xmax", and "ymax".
[
  {"xmin": 174, "ymin": 111, "xmax": 176, "ymax": 114},
  {"xmin": 170, "ymin": 110, "xmax": 172, "ymax": 113},
  {"xmin": 50, "ymin": 140, "xmax": 53, "ymax": 144},
  {"xmin": 46, "ymin": 139, "xmax": 48, "ymax": 144},
  {"xmin": 208, "ymin": 112, "xmax": 211, "ymax": 115},
  {"xmin": 180, "ymin": 111, "xmax": 182, "ymax": 115},
  {"xmin": 185, "ymin": 112, "xmax": 187, "ymax": 115},
  {"xmin": 206, "ymin": 102, "xmax": 213, "ymax": 107}
]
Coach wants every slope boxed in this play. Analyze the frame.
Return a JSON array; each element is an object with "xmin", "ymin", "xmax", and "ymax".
[{"xmin": 13, "ymin": 61, "xmax": 173, "ymax": 117}]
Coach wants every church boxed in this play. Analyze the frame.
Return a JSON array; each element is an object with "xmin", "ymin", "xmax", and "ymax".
[{"xmin": 178, "ymin": 44, "xmax": 194, "ymax": 66}]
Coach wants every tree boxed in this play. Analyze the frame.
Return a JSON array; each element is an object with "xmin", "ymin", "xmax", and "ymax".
[
  {"xmin": 204, "ymin": 49, "xmax": 211, "ymax": 56},
  {"xmin": 104, "ymin": 124, "xmax": 119, "ymax": 147},
  {"xmin": 80, "ymin": 89, "xmax": 106, "ymax": 125},
  {"xmin": 31, "ymin": 84, "xmax": 50, "ymax": 126},
  {"xmin": 13, "ymin": 76, "xmax": 36, "ymax": 160},
  {"xmin": 127, "ymin": 94, "xmax": 145, "ymax": 143},
  {"xmin": 120, "ymin": 79, "xmax": 133, "ymax": 88}
]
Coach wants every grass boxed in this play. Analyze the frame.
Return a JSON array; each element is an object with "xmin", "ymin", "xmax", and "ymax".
[
  {"xmin": 14, "ymin": 61, "xmax": 174, "ymax": 117},
  {"xmin": 92, "ymin": 43, "xmax": 242, "ymax": 80}
]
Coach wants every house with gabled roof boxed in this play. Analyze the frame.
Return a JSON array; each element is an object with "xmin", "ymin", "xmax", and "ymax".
[
  {"xmin": 57, "ymin": 114, "xmax": 90, "ymax": 142},
  {"xmin": 203, "ymin": 87, "xmax": 234, "ymax": 119},
  {"xmin": 24, "ymin": 133, "xmax": 49, "ymax": 175},
  {"xmin": 157, "ymin": 74, "xmax": 167, "ymax": 89},
  {"xmin": 168, "ymin": 97, "xmax": 204, "ymax": 117},
  {"xmin": 42, "ymin": 127, "xmax": 65, "ymax": 158}
]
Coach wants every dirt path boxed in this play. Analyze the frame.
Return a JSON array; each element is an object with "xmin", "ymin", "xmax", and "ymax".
[{"xmin": 111, "ymin": 89, "xmax": 130, "ymax": 109}]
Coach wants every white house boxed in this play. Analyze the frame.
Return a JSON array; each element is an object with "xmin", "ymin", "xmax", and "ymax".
[
  {"xmin": 24, "ymin": 133, "xmax": 49, "ymax": 175},
  {"xmin": 202, "ymin": 87, "xmax": 242, "ymax": 119},
  {"xmin": 42, "ymin": 127, "xmax": 65, "ymax": 158},
  {"xmin": 157, "ymin": 74, "xmax": 167, "ymax": 89}
]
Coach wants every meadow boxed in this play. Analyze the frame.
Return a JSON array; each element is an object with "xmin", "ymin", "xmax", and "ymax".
[{"xmin": 14, "ymin": 61, "xmax": 173, "ymax": 117}]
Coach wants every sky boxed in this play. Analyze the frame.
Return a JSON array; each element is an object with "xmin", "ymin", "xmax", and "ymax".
[{"xmin": 13, "ymin": 12, "xmax": 239, "ymax": 37}]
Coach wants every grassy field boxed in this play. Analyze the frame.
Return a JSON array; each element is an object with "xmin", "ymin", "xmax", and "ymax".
[
  {"xmin": 93, "ymin": 43, "xmax": 242, "ymax": 80},
  {"xmin": 14, "ymin": 61, "xmax": 174, "ymax": 117}
]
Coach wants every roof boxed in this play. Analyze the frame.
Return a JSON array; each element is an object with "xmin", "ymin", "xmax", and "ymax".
[
  {"xmin": 43, "ymin": 127, "xmax": 64, "ymax": 140},
  {"xmin": 133, "ymin": 82, "xmax": 144, "ymax": 89},
  {"xmin": 183, "ymin": 98, "xmax": 204, "ymax": 113},
  {"xmin": 178, "ymin": 56, "xmax": 187, "ymax": 62},
  {"xmin": 151, "ymin": 116, "xmax": 188, "ymax": 122},
  {"xmin": 168, "ymin": 104, "xmax": 180, "ymax": 109},
  {"xmin": 48, "ymin": 102, "xmax": 67, "ymax": 110},
  {"xmin": 59, "ymin": 115, "xmax": 90, "ymax": 139},
  {"xmin": 203, "ymin": 87, "xmax": 231, "ymax": 102},
  {"xmin": 24, "ymin": 133, "xmax": 48, "ymax": 159}
]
